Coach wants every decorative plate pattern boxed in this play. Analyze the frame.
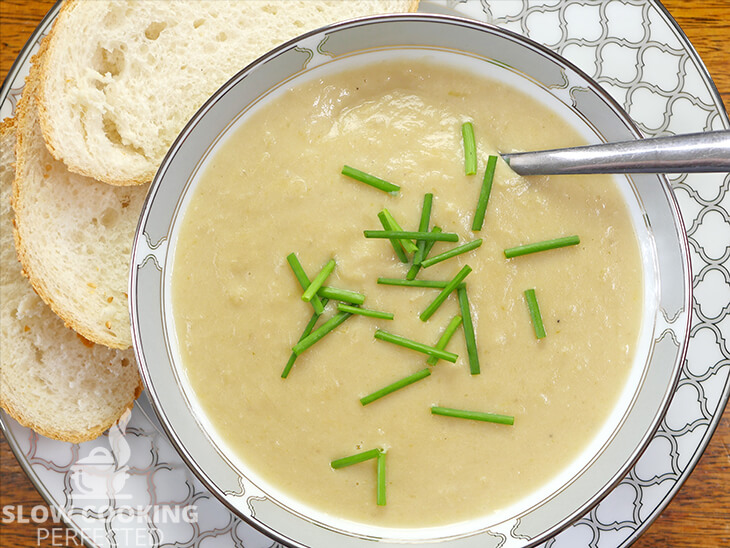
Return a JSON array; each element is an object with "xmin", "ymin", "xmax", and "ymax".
[{"xmin": 1, "ymin": 1, "xmax": 728, "ymax": 547}]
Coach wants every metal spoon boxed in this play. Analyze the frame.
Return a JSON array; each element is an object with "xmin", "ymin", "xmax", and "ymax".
[{"xmin": 502, "ymin": 130, "xmax": 730, "ymax": 175}]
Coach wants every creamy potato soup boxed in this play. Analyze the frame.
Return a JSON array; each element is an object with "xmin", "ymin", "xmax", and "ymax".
[{"xmin": 173, "ymin": 61, "xmax": 643, "ymax": 528}]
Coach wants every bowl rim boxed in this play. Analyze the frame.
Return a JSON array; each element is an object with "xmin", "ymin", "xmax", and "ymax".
[{"xmin": 130, "ymin": 12, "xmax": 692, "ymax": 548}]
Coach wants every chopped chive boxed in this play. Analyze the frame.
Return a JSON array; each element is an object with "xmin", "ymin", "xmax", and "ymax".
[
  {"xmin": 282, "ymin": 301, "xmax": 328, "ymax": 378},
  {"xmin": 331, "ymin": 448, "xmax": 381, "ymax": 469},
  {"xmin": 337, "ymin": 303, "xmax": 393, "ymax": 320},
  {"xmin": 377, "ymin": 211, "xmax": 408, "ymax": 263},
  {"xmin": 406, "ymin": 226, "xmax": 442, "ymax": 280},
  {"xmin": 302, "ymin": 259, "xmax": 335, "ymax": 302},
  {"xmin": 421, "ymin": 239, "xmax": 483, "ymax": 269},
  {"xmin": 374, "ymin": 329, "xmax": 458, "ymax": 362},
  {"xmin": 419, "ymin": 265, "xmax": 472, "ymax": 321},
  {"xmin": 286, "ymin": 253, "xmax": 324, "ymax": 315},
  {"xmin": 427, "ymin": 315, "xmax": 463, "ymax": 366},
  {"xmin": 342, "ymin": 165, "xmax": 400, "ymax": 194},
  {"xmin": 504, "ymin": 235, "xmax": 580, "ymax": 258},
  {"xmin": 364, "ymin": 230, "xmax": 458, "ymax": 243},
  {"xmin": 376, "ymin": 451, "xmax": 387, "ymax": 506},
  {"xmin": 360, "ymin": 368, "xmax": 431, "ymax": 406},
  {"xmin": 524, "ymin": 288, "xmax": 547, "ymax": 339},
  {"xmin": 379, "ymin": 210, "xmax": 419, "ymax": 253},
  {"xmin": 319, "ymin": 286, "xmax": 366, "ymax": 305},
  {"xmin": 292, "ymin": 311, "xmax": 352, "ymax": 356},
  {"xmin": 377, "ymin": 278, "xmax": 467, "ymax": 289},
  {"xmin": 462, "ymin": 122, "xmax": 477, "ymax": 175},
  {"xmin": 431, "ymin": 406, "xmax": 514, "ymax": 425},
  {"xmin": 472, "ymin": 155, "xmax": 498, "ymax": 231},
  {"xmin": 457, "ymin": 286, "xmax": 480, "ymax": 375},
  {"xmin": 412, "ymin": 193, "xmax": 434, "ymax": 266}
]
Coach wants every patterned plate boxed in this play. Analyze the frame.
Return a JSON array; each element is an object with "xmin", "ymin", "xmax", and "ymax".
[{"xmin": 1, "ymin": 1, "xmax": 728, "ymax": 547}]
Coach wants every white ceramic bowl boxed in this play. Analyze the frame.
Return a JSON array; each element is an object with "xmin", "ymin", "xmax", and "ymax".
[{"xmin": 130, "ymin": 14, "xmax": 691, "ymax": 548}]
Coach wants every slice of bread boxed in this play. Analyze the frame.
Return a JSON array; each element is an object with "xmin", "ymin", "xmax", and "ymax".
[
  {"xmin": 13, "ymin": 44, "xmax": 148, "ymax": 350},
  {"xmin": 1, "ymin": 117, "xmax": 142, "ymax": 443},
  {"xmin": 37, "ymin": 0, "xmax": 419, "ymax": 186}
]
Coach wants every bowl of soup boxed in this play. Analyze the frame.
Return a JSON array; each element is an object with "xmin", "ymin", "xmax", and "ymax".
[{"xmin": 130, "ymin": 13, "xmax": 691, "ymax": 547}]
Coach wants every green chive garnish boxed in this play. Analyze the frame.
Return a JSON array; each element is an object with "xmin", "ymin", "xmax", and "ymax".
[
  {"xmin": 377, "ymin": 278, "xmax": 467, "ymax": 289},
  {"xmin": 427, "ymin": 315, "xmax": 463, "ymax": 366},
  {"xmin": 377, "ymin": 210, "xmax": 408, "ymax": 263},
  {"xmin": 377, "ymin": 451, "xmax": 387, "ymax": 506},
  {"xmin": 412, "ymin": 193, "xmax": 434, "ymax": 266},
  {"xmin": 524, "ymin": 288, "xmax": 546, "ymax": 339},
  {"xmin": 331, "ymin": 448, "xmax": 381, "ymax": 469},
  {"xmin": 420, "ymin": 265, "xmax": 472, "ymax": 321},
  {"xmin": 457, "ymin": 286, "xmax": 480, "ymax": 375},
  {"xmin": 286, "ymin": 253, "xmax": 324, "ymax": 315},
  {"xmin": 462, "ymin": 122, "xmax": 477, "ymax": 175},
  {"xmin": 406, "ymin": 226, "xmax": 442, "ymax": 280},
  {"xmin": 504, "ymin": 235, "xmax": 580, "ymax": 258},
  {"xmin": 364, "ymin": 231, "xmax": 458, "ymax": 243},
  {"xmin": 421, "ymin": 239, "xmax": 483, "ymax": 269},
  {"xmin": 360, "ymin": 368, "xmax": 431, "ymax": 406},
  {"xmin": 282, "ymin": 301, "xmax": 328, "ymax": 378},
  {"xmin": 319, "ymin": 286, "xmax": 366, "ymax": 305},
  {"xmin": 472, "ymin": 155, "xmax": 498, "ymax": 231},
  {"xmin": 379, "ymin": 210, "xmax": 419, "ymax": 253},
  {"xmin": 337, "ymin": 303, "xmax": 393, "ymax": 320},
  {"xmin": 292, "ymin": 311, "xmax": 352, "ymax": 356},
  {"xmin": 342, "ymin": 165, "xmax": 400, "ymax": 194},
  {"xmin": 431, "ymin": 406, "xmax": 514, "ymax": 425},
  {"xmin": 302, "ymin": 259, "xmax": 335, "ymax": 302},
  {"xmin": 374, "ymin": 329, "xmax": 458, "ymax": 362}
]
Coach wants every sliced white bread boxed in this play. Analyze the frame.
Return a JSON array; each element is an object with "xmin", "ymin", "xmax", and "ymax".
[
  {"xmin": 1, "ymin": 117, "xmax": 142, "ymax": 443},
  {"xmin": 13, "ymin": 45, "xmax": 148, "ymax": 350},
  {"xmin": 37, "ymin": 0, "xmax": 419, "ymax": 186}
]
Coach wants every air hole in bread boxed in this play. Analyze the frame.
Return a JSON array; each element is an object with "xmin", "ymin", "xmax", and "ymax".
[
  {"xmin": 102, "ymin": 114, "xmax": 124, "ymax": 146},
  {"xmin": 262, "ymin": 5, "xmax": 278, "ymax": 14},
  {"xmin": 193, "ymin": 18, "xmax": 205, "ymax": 28},
  {"xmin": 101, "ymin": 115, "xmax": 148, "ymax": 159},
  {"xmin": 99, "ymin": 207, "xmax": 120, "ymax": 229},
  {"xmin": 93, "ymin": 47, "xmax": 125, "ymax": 77},
  {"xmin": 216, "ymin": 32, "xmax": 227, "ymax": 42},
  {"xmin": 121, "ymin": 358, "xmax": 130, "ymax": 367},
  {"xmin": 102, "ymin": 6, "xmax": 124, "ymax": 27},
  {"xmin": 145, "ymin": 21, "xmax": 167, "ymax": 40}
]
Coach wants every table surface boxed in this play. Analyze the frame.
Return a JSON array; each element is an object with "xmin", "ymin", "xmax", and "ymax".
[{"xmin": 1, "ymin": 1, "xmax": 728, "ymax": 547}]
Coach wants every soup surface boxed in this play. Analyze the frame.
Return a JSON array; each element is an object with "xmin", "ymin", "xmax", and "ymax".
[{"xmin": 173, "ymin": 61, "xmax": 643, "ymax": 528}]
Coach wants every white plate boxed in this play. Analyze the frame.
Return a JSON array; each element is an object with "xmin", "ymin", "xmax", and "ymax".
[{"xmin": 2, "ymin": 1, "xmax": 728, "ymax": 547}]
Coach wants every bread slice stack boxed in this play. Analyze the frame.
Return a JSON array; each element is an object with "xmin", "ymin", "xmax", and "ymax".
[
  {"xmin": 1, "ymin": 115, "xmax": 142, "ymax": 442},
  {"xmin": 2, "ymin": 0, "xmax": 418, "ymax": 441}
]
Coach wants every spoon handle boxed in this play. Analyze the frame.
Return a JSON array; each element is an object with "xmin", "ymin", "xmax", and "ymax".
[{"xmin": 502, "ymin": 130, "xmax": 730, "ymax": 175}]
